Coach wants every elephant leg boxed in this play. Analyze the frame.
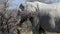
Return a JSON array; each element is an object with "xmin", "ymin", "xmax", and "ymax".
[
  {"xmin": 32, "ymin": 27, "xmax": 40, "ymax": 34},
  {"xmin": 30, "ymin": 16, "xmax": 41, "ymax": 34}
]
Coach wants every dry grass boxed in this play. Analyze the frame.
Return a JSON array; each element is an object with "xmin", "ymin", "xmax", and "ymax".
[
  {"xmin": 21, "ymin": 30, "xmax": 33, "ymax": 34},
  {"xmin": 20, "ymin": 21, "xmax": 33, "ymax": 34},
  {"xmin": 0, "ymin": 21, "xmax": 60, "ymax": 34},
  {"xmin": 20, "ymin": 21, "xmax": 60, "ymax": 34}
]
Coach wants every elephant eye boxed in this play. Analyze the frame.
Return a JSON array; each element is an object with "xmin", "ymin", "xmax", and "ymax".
[{"xmin": 20, "ymin": 4, "xmax": 24, "ymax": 11}]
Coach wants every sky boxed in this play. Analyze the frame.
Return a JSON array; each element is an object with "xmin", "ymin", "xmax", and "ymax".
[
  {"xmin": 19, "ymin": 0, "xmax": 26, "ymax": 4},
  {"xmin": 7, "ymin": 0, "xmax": 26, "ymax": 10},
  {"xmin": 7, "ymin": 0, "xmax": 60, "ymax": 10}
]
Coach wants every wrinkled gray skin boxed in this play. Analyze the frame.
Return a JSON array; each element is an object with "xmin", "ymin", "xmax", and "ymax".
[
  {"xmin": 19, "ymin": 1, "xmax": 60, "ymax": 34},
  {"xmin": 0, "ymin": 9, "xmax": 21, "ymax": 34}
]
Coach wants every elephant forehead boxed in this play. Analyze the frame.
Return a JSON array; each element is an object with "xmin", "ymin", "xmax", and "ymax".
[{"xmin": 25, "ymin": 5, "xmax": 37, "ymax": 12}]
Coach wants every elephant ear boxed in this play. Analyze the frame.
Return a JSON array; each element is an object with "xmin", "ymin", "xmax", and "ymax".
[{"xmin": 19, "ymin": 4, "xmax": 25, "ymax": 11}]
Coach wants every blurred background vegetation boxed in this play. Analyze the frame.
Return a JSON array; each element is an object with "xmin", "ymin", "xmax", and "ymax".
[{"xmin": 0, "ymin": 0, "xmax": 60, "ymax": 34}]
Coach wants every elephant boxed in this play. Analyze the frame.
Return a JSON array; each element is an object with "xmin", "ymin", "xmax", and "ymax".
[{"xmin": 19, "ymin": 1, "xmax": 60, "ymax": 34}]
